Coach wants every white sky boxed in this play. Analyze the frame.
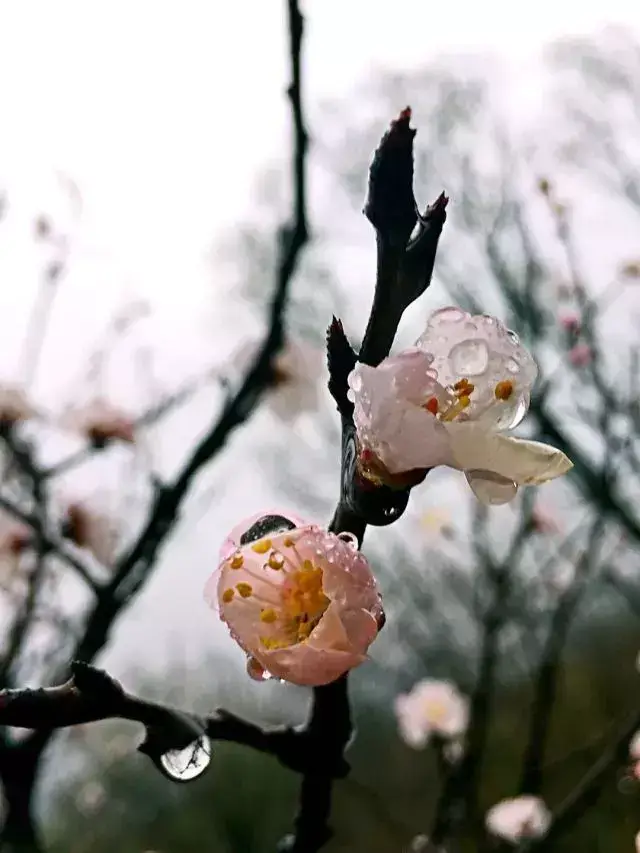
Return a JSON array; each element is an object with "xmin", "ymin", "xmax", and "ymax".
[{"xmin": 2, "ymin": 0, "xmax": 640, "ymax": 677}]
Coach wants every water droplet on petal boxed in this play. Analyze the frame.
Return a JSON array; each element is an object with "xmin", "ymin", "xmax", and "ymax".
[
  {"xmin": 506, "ymin": 358, "xmax": 520, "ymax": 373},
  {"xmin": 246, "ymin": 656, "xmax": 272, "ymax": 681},
  {"xmin": 159, "ymin": 735, "xmax": 211, "ymax": 781},
  {"xmin": 481, "ymin": 313, "xmax": 496, "ymax": 325},
  {"xmin": 431, "ymin": 307, "xmax": 466, "ymax": 324},
  {"xmin": 449, "ymin": 339, "xmax": 489, "ymax": 376},
  {"xmin": 465, "ymin": 470, "xmax": 517, "ymax": 505},
  {"xmin": 507, "ymin": 391, "xmax": 530, "ymax": 428},
  {"xmin": 507, "ymin": 329, "xmax": 520, "ymax": 345},
  {"xmin": 349, "ymin": 372, "xmax": 362, "ymax": 393},
  {"xmin": 338, "ymin": 531, "xmax": 359, "ymax": 548}
]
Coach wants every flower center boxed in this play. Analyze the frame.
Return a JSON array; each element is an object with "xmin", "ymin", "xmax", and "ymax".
[
  {"xmin": 259, "ymin": 560, "xmax": 330, "ymax": 649},
  {"xmin": 423, "ymin": 377, "xmax": 475, "ymax": 422},
  {"xmin": 423, "ymin": 698, "xmax": 448, "ymax": 724}
]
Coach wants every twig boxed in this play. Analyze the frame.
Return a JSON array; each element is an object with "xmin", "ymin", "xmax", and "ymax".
[
  {"xmin": 517, "ymin": 707, "xmax": 640, "ymax": 851},
  {"xmin": 0, "ymin": 662, "xmax": 348, "ymax": 781}
]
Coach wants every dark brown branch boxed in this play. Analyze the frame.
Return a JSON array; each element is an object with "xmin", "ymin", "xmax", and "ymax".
[
  {"xmin": 284, "ymin": 85, "xmax": 448, "ymax": 853},
  {"xmin": 0, "ymin": 662, "xmax": 348, "ymax": 782}
]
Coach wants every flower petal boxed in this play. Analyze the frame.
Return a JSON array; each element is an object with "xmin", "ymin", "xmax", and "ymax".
[
  {"xmin": 465, "ymin": 470, "xmax": 518, "ymax": 505},
  {"xmin": 446, "ymin": 425, "xmax": 573, "ymax": 486}
]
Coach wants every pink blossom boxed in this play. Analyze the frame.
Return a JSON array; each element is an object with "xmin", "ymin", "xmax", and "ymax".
[
  {"xmin": 231, "ymin": 338, "xmax": 324, "ymax": 422},
  {"xmin": 568, "ymin": 343, "xmax": 592, "ymax": 367},
  {"xmin": 0, "ymin": 385, "xmax": 36, "ymax": 427},
  {"xmin": 485, "ymin": 796, "xmax": 551, "ymax": 842},
  {"xmin": 394, "ymin": 679, "xmax": 469, "ymax": 748},
  {"xmin": 62, "ymin": 502, "xmax": 119, "ymax": 566},
  {"xmin": 205, "ymin": 516, "xmax": 383, "ymax": 686},
  {"xmin": 630, "ymin": 731, "xmax": 640, "ymax": 761},
  {"xmin": 347, "ymin": 307, "xmax": 571, "ymax": 504},
  {"xmin": 0, "ymin": 515, "xmax": 32, "ymax": 556},
  {"xmin": 530, "ymin": 507, "xmax": 560, "ymax": 535},
  {"xmin": 559, "ymin": 312, "xmax": 581, "ymax": 334},
  {"xmin": 64, "ymin": 399, "xmax": 136, "ymax": 445}
]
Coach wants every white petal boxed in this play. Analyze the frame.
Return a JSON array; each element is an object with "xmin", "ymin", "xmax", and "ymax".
[
  {"xmin": 465, "ymin": 470, "xmax": 518, "ymax": 505},
  {"xmin": 446, "ymin": 425, "xmax": 573, "ymax": 486}
]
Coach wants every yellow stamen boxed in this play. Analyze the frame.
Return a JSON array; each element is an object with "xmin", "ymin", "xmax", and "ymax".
[
  {"xmin": 260, "ymin": 636, "xmax": 289, "ymax": 650},
  {"xmin": 283, "ymin": 536, "xmax": 296, "ymax": 547},
  {"xmin": 260, "ymin": 608, "xmax": 278, "ymax": 623},
  {"xmin": 222, "ymin": 588, "xmax": 235, "ymax": 603},
  {"xmin": 236, "ymin": 582, "xmax": 253, "ymax": 598},
  {"xmin": 268, "ymin": 552, "xmax": 285, "ymax": 570},
  {"xmin": 230, "ymin": 553, "xmax": 244, "ymax": 569},
  {"xmin": 251, "ymin": 538, "xmax": 272, "ymax": 554},
  {"xmin": 494, "ymin": 380, "xmax": 514, "ymax": 401}
]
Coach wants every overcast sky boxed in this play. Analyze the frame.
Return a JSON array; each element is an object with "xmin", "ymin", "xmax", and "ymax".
[{"xmin": 1, "ymin": 0, "xmax": 639, "ymax": 679}]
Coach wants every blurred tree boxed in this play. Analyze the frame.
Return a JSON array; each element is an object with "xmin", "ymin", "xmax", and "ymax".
[{"xmin": 0, "ymin": 65, "xmax": 308, "ymax": 853}]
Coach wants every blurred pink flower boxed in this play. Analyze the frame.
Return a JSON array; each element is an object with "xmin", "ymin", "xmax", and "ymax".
[
  {"xmin": 485, "ymin": 796, "xmax": 551, "ymax": 843},
  {"xmin": 559, "ymin": 312, "xmax": 581, "ymax": 334},
  {"xmin": 206, "ymin": 516, "xmax": 382, "ymax": 686},
  {"xmin": 62, "ymin": 502, "xmax": 119, "ymax": 566},
  {"xmin": 394, "ymin": 679, "xmax": 469, "ymax": 748},
  {"xmin": 530, "ymin": 506, "xmax": 561, "ymax": 535},
  {"xmin": 64, "ymin": 399, "xmax": 136, "ymax": 445},
  {"xmin": 0, "ymin": 514, "xmax": 32, "ymax": 556},
  {"xmin": 636, "ymin": 830, "xmax": 640, "ymax": 853},
  {"xmin": 568, "ymin": 343, "xmax": 592, "ymax": 367},
  {"xmin": 630, "ymin": 731, "xmax": 640, "ymax": 761},
  {"xmin": 0, "ymin": 513, "xmax": 32, "ymax": 590},
  {"xmin": 621, "ymin": 260, "xmax": 640, "ymax": 279},
  {"xmin": 348, "ymin": 307, "xmax": 571, "ymax": 505},
  {"xmin": 0, "ymin": 385, "xmax": 36, "ymax": 427},
  {"xmin": 231, "ymin": 338, "xmax": 324, "ymax": 422}
]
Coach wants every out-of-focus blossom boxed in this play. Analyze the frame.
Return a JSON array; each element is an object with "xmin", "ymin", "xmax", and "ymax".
[
  {"xmin": 542, "ymin": 561, "xmax": 576, "ymax": 595},
  {"xmin": 568, "ymin": 343, "xmax": 592, "ymax": 368},
  {"xmin": 630, "ymin": 731, "xmax": 640, "ymax": 761},
  {"xmin": 394, "ymin": 679, "xmax": 469, "ymax": 748},
  {"xmin": 419, "ymin": 508, "xmax": 454, "ymax": 539},
  {"xmin": 348, "ymin": 307, "xmax": 572, "ymax": 505},
  {"xmin": 559, "ymin": 312, "xmax": 581, "ymax": 334},
  {"xmin": 485, "ymin": 796, "xmax": 551, "ymax": 843},
  {"xmin": 621, "ymin": 260, "xmax": 640, "ymax": 279},
  {"xmin": 636, "ymin": 830, "xmax": 640, "ymax": 852},
  {"xmin": 0, "ymin": 513, "xmax": 32, "ymax": 590},
  {"xmin": 62, "ymin": 501, "xmax": 120, "ymax": 566},
  {"xmin": 408, "ymin": 835, "xmax": 431, "ymax": 852},
  {"xmin": 0, "ymin": 385, "xmax": 36, "ymax": 428},
  {"xmin": 64, "ymin": 399, "xmax": 136, "ymax": 445},
  {"xmin": 0, "ymin": 514, "xmax": 32, "ymax": 556},
  {"xmin": 206, "ymin": 513, "xmax": 382, "ymax": 686},
  {"xmin": 530, "ymin": 506, "xmax": 561, "ymax": 535},
  {"xmin": 231, "ymin": 338, "xmax": 324, "ymax": 422}
]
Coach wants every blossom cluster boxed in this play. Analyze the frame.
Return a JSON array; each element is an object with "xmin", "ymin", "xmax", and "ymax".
[{"xmin": 207, "ymin": 309, "xmax": 571, "ymax": 687}]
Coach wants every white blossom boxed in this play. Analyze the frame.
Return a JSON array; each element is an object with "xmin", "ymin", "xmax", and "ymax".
[
  {"xmin": 348, "ymin": 307, "xmax": 572, "ymax": 504},
  {"xmin": 485, "ymin": 796, "xmax": 551, "ymax": 843},
  {"xmin": 394, "ymin": 679, "xmax": 469, "ymax": 748}
]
